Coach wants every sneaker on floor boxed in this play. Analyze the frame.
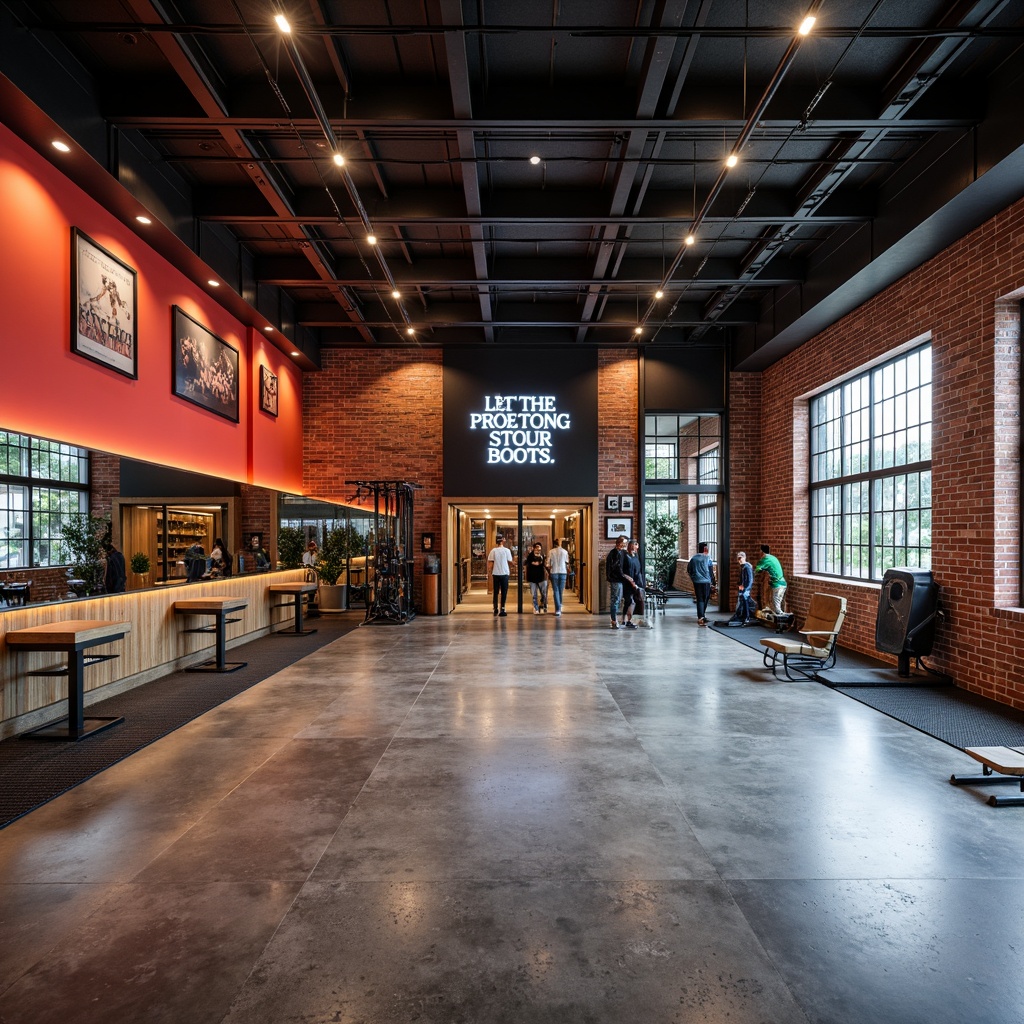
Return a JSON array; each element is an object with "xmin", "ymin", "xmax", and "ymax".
[
  {"xmin": 609, "ymin": 621, "xmax": 620, "ymax": 629},
  {"xmin": 555, "ymin": 611, "xmax": 561, "ymax": 616},
  {"xmin": 499, "ymin": 609, "xmax": 507, "ymax": 616},
  {"xmin": 493, "ymin": 608, "xmax": 499, "ymax": 616},
  {"xmin": 624, "ymin": 621, "xmax": 638, "ymax": 629},
  {"xmin": 533, "ymin": 607, "xmax": 539, "ymax": 614}
]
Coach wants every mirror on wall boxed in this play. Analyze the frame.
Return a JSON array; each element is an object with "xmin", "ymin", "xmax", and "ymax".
[{"xmin": 0, "ymin": 427, "xmax": 277, "ymax": 606}]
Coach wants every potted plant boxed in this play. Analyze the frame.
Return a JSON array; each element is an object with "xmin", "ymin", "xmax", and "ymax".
[
  {"xmin": 315, "ymin": 525, "xmax": 359, "ymax": 611},
  {"xmin": 130, "ymin": 551, "xmax": 151, "ymax": 585},
  {"xmin": 277, "ymin": 526, "xmax": 305, "ymax": 569},
  {"xmin": 56, "ymin": 513, "xmax": 110, "ymax": 596}
]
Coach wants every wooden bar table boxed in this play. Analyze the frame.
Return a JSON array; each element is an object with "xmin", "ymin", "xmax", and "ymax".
[
  {"xmin": 269, "ymin": 582, "xmax": 318, "ymax": 636},
  {"xmin": 173, "ymin": 597, "xmax": 249, "ymax": 672},
  {"xmin": 6, "ymin": 619, "xmax": 132, "ymax": 740}
]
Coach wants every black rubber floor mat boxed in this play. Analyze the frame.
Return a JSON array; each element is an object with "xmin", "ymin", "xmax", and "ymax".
[
  {"xmin": 831, "ymin": 684, "xmax": 1024, "ymax": 749},
  {"xmin": 0, "ymin": 614, "xmax": 361, "ymax": 829}
]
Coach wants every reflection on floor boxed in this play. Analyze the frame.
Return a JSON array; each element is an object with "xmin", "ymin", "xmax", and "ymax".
[
  {"xmin": 454, "ymin": 581, "xmax": 590, "ymax": 614},
  {"xmin": 0, "ymin": 605, "xmax": 1021, "ymax": 1024}
]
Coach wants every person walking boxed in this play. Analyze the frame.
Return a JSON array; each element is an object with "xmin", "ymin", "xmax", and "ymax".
[
  {"xmin": 726, "ymin": 550, "xmax": 755, "ymax": 625},
  {"xmin": 524, "ymin": 542, "xmax": 548, "ymax": 613},
  {"xmin": 547, "ymin": 539, "xmax": 569, "ymax": 616},
  {"xmin": 487, "ymin": 534, "xmax": 514, "ymax": 616},
  {"xmin": 755, "ymin": 544, "xmax": 787, "ymax": 615},
  {"xmin": 606, "ymin": 535, "xmax": 630, "ymax": 629},
  {"xmin": 687, "ymin": 541, "xmax": 716, "ymax": 626}
]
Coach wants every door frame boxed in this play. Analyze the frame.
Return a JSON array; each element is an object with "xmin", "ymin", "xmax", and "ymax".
[{"xmin": 442, "ymin": 496, "xmax": 596, "ymax": 615}]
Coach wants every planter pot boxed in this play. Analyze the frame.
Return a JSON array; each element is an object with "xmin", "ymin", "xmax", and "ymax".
[{"xmin": 318, "ymin": 583, "xmax": 347, "ymax": 612}]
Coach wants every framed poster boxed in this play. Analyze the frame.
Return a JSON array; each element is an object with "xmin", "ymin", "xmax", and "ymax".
[
  {"xmin": 71, "ymin": 228, "xmax": 138, "ymax": 379},
  {"xmin": 606, "ymin": 516, "xmax": 632, "ymax": 540},
  {"xmin": 605, "ymin": 495, "xmax": 620, "ymax": 511},
  {"xmin": 172, "ymin": 306, "xmax": 239, "ymax": 422},
  {"xmin": 421, "ymin": 533, "xmax": 435, "ymax": 551},
  {"xmin": 260, "ymin": 365, "xmax": 279, "ymax": 416},
  {"xmin": 620, "ymin": 496, "xmax": 634, "ymax": 512}
]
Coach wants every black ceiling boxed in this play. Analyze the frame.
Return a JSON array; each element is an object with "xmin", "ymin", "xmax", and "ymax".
[{"xmin": 2, "ymin": 0, "xmax": 1023, "ymax": 369}]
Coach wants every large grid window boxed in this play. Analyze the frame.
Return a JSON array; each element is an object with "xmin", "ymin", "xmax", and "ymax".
[
  {"xmin": 645, "ymin": 415, "xmax": 721, "ymax": 483},
  {"xmin": 810, "ymin": 345, "xmax": 932, "ymax": 579},
  {"xmin": 697, "ymin": 448, "xmax": 719, "ymax": 561},
  {"xmin": 0, "ymin": 432, "xmax": 90, "ymax": 568}
]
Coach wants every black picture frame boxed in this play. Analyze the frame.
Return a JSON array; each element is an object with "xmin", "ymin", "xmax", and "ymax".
[
  {"xmin": 422, "ymin": 533, "xmax": 435, "ymax": 551},
  {"xmin": 605, "ymin": 495, "xmax": 620, "ymax": 511},
  {"xmin": 260, "ymin": 365, "xmax": 279, "ymax": 416},
  {"xmin": 71, "ymin": 228, "xmax": 138, "ymax": 379},
  {"xmin": 172, "ymin": 305, "xmax": 239, "ymax": 422},
  {"xmin": 606, "ymin": 516, "xmax": 632, "ymax": 539},
  {"xmin": 620, "ymin": 496, "xmax": 634, "ymax": 512}
]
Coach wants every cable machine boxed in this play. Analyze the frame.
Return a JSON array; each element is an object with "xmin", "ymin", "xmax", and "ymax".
[{"xmin": 346, "ymin": 480, "xmax": 419, "ymax": 624}]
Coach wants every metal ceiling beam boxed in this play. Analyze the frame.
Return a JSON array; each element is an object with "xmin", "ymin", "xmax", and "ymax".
[{"xmin": 118, "ymin": 0, "xmax": 374, "ymax": 345}]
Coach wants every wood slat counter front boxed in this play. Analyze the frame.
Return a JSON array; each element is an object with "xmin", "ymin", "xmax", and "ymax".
[{"xmin": 0, "ymin": 570, "xmax": 307, "ymax": 739}]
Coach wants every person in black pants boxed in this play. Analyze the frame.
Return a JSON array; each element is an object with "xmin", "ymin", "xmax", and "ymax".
[{"xmin": 687, "ymin": 541, "xmax": 715, "ymax": 626}]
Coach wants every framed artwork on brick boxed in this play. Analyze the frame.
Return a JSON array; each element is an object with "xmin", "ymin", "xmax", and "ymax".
[
  {"xmin": 605, "ymin": 495, "xmax": 620, "ymax": 511},
  {"xmin": 172, "ymin": 306, "xmax": 239, "ymax": 422},
  {"xmin": 620, "ymin": 496, "xmax": 634, "ymax": 512},
  {"xmin": 606, "ymin": 516, "xmax": 632, "ymax": 540}
]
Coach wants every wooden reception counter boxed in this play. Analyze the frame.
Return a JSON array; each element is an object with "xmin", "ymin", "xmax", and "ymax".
[{"xmin": 0, "ymin": 569, "xmax": 308, "ymax": 740}]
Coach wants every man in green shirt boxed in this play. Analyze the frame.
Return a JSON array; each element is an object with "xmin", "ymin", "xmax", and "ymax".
[{"xmin": 755, "ymin": 544, "xmax": 787, "ymax": 615}]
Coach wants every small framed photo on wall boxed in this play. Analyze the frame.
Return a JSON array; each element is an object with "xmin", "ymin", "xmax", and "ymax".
[
  {"xmin": 605, "ymin": 495, "xmax": 620, "ymax": 511},
  {"xmin": 422, "ymin": 533, "xmax": 435, "ymax": 552},
  {"xmin": 620, "ymin": 496, "xmax": 634, "ymax": 512},
  {"xmin": 606, "ymin": 516, "xmax": 632, "ymax": 540},
  {"xmin": 260, "ymin": 365, "xmax": 279, "ymax": 416}
]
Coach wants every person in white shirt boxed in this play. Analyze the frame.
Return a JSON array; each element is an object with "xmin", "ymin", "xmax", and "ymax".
[
  {"xmin": 546, "ymin": 539, "xmax": 570, "ymax": 616},
  {"xmin": 486, "ymin": 534, "xmax": 515, "ymax": 616}
]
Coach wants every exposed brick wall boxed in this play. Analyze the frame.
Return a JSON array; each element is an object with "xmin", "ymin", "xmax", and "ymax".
[
  {"xmin": 302, "ymin": 350, "xmax": 443, "ymax": 603},
  {"xmin": 727, "ymin": 372, "xmax": 762, "ymax": 560},
  {"xmin": 598, "ymin": 350, "xmax": 639, "ymax": 542},
  {"xmin": 755, "ymin": 195, "xmax": 1024, "ymax": 708},
  {"xmin": 90, "ymin": 451, "xmax": 120, "ymax": 518},
  {"xmin": 239, "ymin": 483, "xmax": 274, "ymax": 572}
]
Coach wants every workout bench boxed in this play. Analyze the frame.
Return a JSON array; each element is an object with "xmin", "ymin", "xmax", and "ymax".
[{"xmin": 949, "ymin": 746, "xmax": 1024, "ymax": 806}]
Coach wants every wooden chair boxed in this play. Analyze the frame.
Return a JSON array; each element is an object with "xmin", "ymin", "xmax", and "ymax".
[{"xmin": 760, "ymin": 593, "xmax": 847, "ymax": 679}]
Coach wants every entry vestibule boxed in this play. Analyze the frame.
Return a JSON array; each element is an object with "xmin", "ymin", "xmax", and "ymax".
[{"xmin": 443, "ymin": 499, "xmax": 595, "ymax": 615}]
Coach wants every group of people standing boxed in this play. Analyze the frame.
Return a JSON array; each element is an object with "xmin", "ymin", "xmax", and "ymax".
[
  {"xmin": 689, "ymin": 542, "xmax": 787, "ymax": 627},
  {"xmin": 606, "ymin": 535, "xmax": 654, "ymax": 630},
  {"xmin": 487, "ymin": 535, "xmax": 571, "ymax": 617}
]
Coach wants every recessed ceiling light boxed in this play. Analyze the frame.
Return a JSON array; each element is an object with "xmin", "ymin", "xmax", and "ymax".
[
  {"xmin": 135, "ymin": 215, "xmax": 152, "ymax": 225},
  {"xmin": 529, "ymin": 155, "xmax": 541, "ymax": 165},
  {"xmin": 634, "ymin": 327, "xmax": 643, "ymax": 335},
  {"xmin": 798, "ymin": 15, "xmax": 816, "ymax": 36},
  {"xmin": 333, "ymin": 153, "xmax": 344, "ymax": 166},
  {"xmin": 51, "ymin": 140, "xmax": 70, "ymax": 153},
  {"xmin": 685, "ymin": 234, "xmax": 695, "ymax": 245},
  {"xmin": 406, "ymin": 327, "xmax": 415, "ymax": 336},
  {"xmin": 291, "ymin": 350, "xmax": 300, "ymax": 357},
  {"xmin": 367, "ymin": 234, "xmax": 377, "ymax": 245},
  {"xmin": 263, "ymin": 326, "xmax": 273, "ymax": 332},
  {"xmin": 207, "ymin": 279, "xmax": 219, "ymax": 287},
  {"xmin": 274, "ymin": 14, "xmax": 291, "ymax": 33},
  {"xmin": 726, "ymin": 154, "xmax": 739, "ymax": 168},
  {"xmin": 391, "ymin": 289, "xmax": 401, "ymax": 299},
  {"xmin": 655, "ymin": 289, "xmax": 664, "ymax": 299}
]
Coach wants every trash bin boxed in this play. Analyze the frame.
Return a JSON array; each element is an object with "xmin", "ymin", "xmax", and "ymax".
[{"xmin": 423, "ymin": 554, "xmax": 441, "ymax": 615}]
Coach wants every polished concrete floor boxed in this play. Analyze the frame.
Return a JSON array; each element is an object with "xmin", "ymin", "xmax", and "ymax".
[{"xmin": 1, "ymin": 607, "xmax": 1022, "ymax": 1023}]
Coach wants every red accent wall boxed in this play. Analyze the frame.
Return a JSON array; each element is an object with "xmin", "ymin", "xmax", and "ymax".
[
  {"xmin": 752, "ymin": 195, "xmax": 1024, "ymax": 708},
  {"xmin": 0, "ymin": 123, "xmax": 302, "ymax": 492}
]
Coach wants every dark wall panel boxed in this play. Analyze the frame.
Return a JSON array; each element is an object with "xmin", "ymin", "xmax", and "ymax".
[{"xmin": 643, "ymin": 348, "xmax": 726, "ymax": 411}]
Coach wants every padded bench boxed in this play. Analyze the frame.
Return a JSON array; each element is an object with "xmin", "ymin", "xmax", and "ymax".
[{"xmin": 949, "ymin": 746, "xmax": 1024, "ymax": 806}]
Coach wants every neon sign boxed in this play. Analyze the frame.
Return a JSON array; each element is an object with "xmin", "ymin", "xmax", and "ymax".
[{"xmin": 469, "ymin": 395, "xmax": 572, "ymax": 464}]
